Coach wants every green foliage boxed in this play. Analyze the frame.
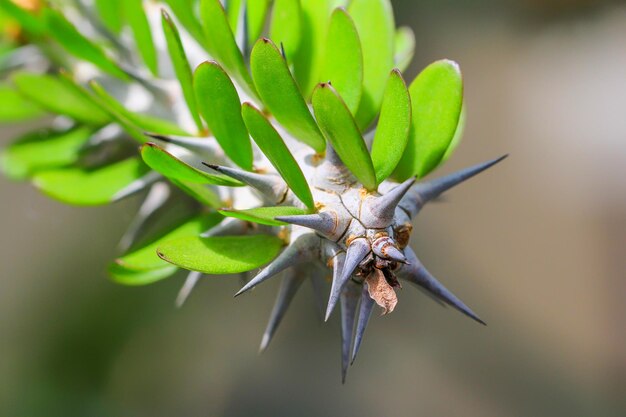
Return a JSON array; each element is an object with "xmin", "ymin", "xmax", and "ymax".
[
  {"xmin": 124, "ymin": 0, "xmax": 158, "ymax": 75},
  {"xmin": 0, "ymin": 84, "xmax": 45, "ymax": 122},
  {"xmin": 218, "ymin": 206, "xmax": 308, "ymax": 226},
  {"xmin": 269, "ymin": 0, "xmax": 302, "ymax": 59}
]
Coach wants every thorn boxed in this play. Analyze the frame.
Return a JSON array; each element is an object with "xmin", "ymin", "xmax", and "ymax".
[
  {"xmin": 340, "ymin": 280, "xmax": 361, "ymax": 383},
  {"xmin": 361, "ymin": 177, "xmax": 416, "ymax": 228},
  {"xmin": 280, "ymin": 42, "xmax": 287, "ymax": 61},
  {"xmin": 325, "ymin": 238, "xmax": 370, "ymax": 321},
  {"xmin": 112, "ymin": 171, "xmax": 161, "ymax": 202},
  {"xmin": 351, "ymin": 285, "xmax": 375, "ymax": 364},
  {"xmin": 401, "ymin": 155, "xmax": 508, "ymax": 218},
  {"xmin": 371, "ymin": 236, "xmax": 407, "ymax": 264},
  {"xmin": 275, "ymin": 213, "xmax": 336, "ymax": 237},
  {"xmin": 201, "ymin": 217, "xmax": 249, "ymax": 238},
  {"xmin": 203, "ymin": 163, "xmax": 288, "ymax": 204},
  {"xmin": 399, "ymin": 247, "xmax": 486, "ymax": 325},
  {"xmin": 259, "ymin": 270, "xmax": 305, "ymax": 352},
  {"xmin": 234, "ymin": 234, "xmax": 319, "ymax": 297},
  {"xmin": 145, "ymin": 133, "xmax": 224, "ymax": 158},
  {"xmin": 175, "ymin": 271, "xmax": 203, "ymax": 308}
]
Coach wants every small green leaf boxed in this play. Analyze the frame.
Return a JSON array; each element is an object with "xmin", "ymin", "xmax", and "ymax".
[
  {"xmin": 320, "ymin": 8, "xmax": 362, "ymax": 115},
  {"xmin": 394, "ymin": 26, "xmax": 415, "ymax": 72},
  {"xmin": 109, "ymin": 263, "xmax": 179, "ymax": 286},
  {"xmin": 33, "ymin": 157, "xmax": 151, "ymax": 206},
  {"xmin": 161, "ymin": 10, "xmax": 203, "ymax": 132},
  {"xmin": 442, "ymin": 104, "xmax": 466, "ymax": 163},
  {"xmin": 219, "ymin": 206, "xmax": 308, "ymax": 226},
  {"xmin": 225, "ymin": 0, "xmax": 243, "ymax": 32},
  {"xmin": 246, "ymin": 0, "xmax": 271, "ymax": 46},
  {"xmin": 200, "ymin": 0, "xmax": 257, "ymax": 99},
  {"xmin": 311, "ymin": 83, "xmax": 376, "ymax": 190},
  {"xmin": 43, "ymin": 8, "xmax": 128, "ymax": 80},
  {"xmin": 158, "ymin": 234, "xmax": 285, "ymax": 274},
  {"xmin": 163, "ymin": 0, "xmax": 205, "ymax": 46},
  {"xmin": 124, "ymin": 0, "xmax": 158, "ymax": 75},
  {"xmin": 170, "ymin": 178, "xmax": 223, "ymax": 208},
  {"xmin": 250, "ymin": 38, "xmax": 325, "ymax": 152},
  {"xmin": 348, "ymin": 0, "xmax": 395, "ymax": 130},
  {"xmin": 0, "ymin": 0, "xmax": 46, "ymax": 36},
  {"xmin": 394, "ymin": 60, "xmax": 464, "ymax": 180},
  {"xmin": 241, "ymin": 103, "xmax": 314, "ymax": 209},
  {"xmin": 193, "ymin": 61, "xmax": 253, "ymax": 170},
  {"xmin": 269, "ymin": 0, "xmax": 302, "ymax": 59},
  {"xmin": 12, "ymin": 72, "xmax": 110, "ymax": 125},
  {"xmin": 141, "ymin": 142, "xmax": 242, "ymax": 186},
  {"xmin": 0, "ymin": 83, "xmax": 45, "ymax": 122},
  {"xmin": 1, "ymin": 126, "xmax": 93, "ymax": 180},
  {"xmin": 90, "ymin": 81, "xmax": 188, "ymax": 139},
  {"xmin": 95, "ymin": 0, "xmax": 123, "ymax": 34},
  {"xmin": 371, "ymin": 69, "xmax": 411, "ymax": 185},
  {"xmin": 116, "ymin": 214, "xmax": 223, "ymax": 271}
]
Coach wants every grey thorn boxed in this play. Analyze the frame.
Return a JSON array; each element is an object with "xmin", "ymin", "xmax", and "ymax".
[
  {"xmin": 400, "ymin": 246, "xmax": 486, "ymax": 325},
  {"xmin": 202, "ymin": 163, "xmax": 288, "ymax": 204},
  {"xmin": 201, "ymin": 217, "xmax": 249, "ymax": 238},
  {"xmin": 340, "ymin": 280, "xmax": 361, "ymax": 384},
  {"xmin": 234, "ymin": 234, "xmax": 320, "ymax": 297},
  {"xmin": 371, "ymin": 236, "xmax": 407, "ymax": 264},
  {"xmin": 361, "ymin": 177, "xmax": 416, "ymax": 228},
  {"xmin": 175, "ymin": 270, "xmax": 203, "ymax": 308},
  {"xmin": 259, "ymin": 269, "xmax": 306, "ymax": 352},
  {"xmin": 351, "ymin": 284, "xmax": 375, "ymax": 364},
  {"xmin": 145, "ymin": 133, "xmax": 222, "ymax": 156},
  {"xmin": 112, "ymin": 171, "xmax": 162, "ymax": 202},
  {"xmin": 325, "ymin": 238, "xmax": 370, "ymax": 321},
  {"xmin": 275, "ymin": 212, "xmax": 337, "ymax": 237},
  {"xmin": 401, "ymin": 155, "xmax": 508, "ymax": 218}
]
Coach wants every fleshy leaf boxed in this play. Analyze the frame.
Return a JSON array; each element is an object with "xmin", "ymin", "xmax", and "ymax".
[
  {"xmin": 163, "ymin": 0, "xmax": 205, "ymax": 46},
  {"xmin": 250, "ymin": 38, "xmax": 325, "ymax": 152},
  {"xmin": 269, "ymin": 0, "xmax": 302, "ymax": 59},
  {"xmin": 157, "ymin": 234, "xmax": 285, "ymax": 274},
  {"xmin": 124, "ymin": 0, "xmax": 158, "ymax": 75},
  {"xmin": 348, "ymin": 0, "xmax": 395, "ymax": 129},
  {"xmin": 241, "ymin": 103, "xmax": 314, "ymax": 209},
  {"xmin": 0, "ymin": 83, "xmax": 45, "ymax": 122},
  {"xmin": 111, "ymin": 213, "xmax": 224, "ymax": 285},
  {"xmin": 141, "ymin": 142, "xmax": 242, "ymax": 186},
  {"xmin": 200, "ymin": 0, "xmax": 257, "ymax": 99},
  {"xmin": 94, "ymin": 0, "xmax": 123, "ymax": 34},
  {"xmin": 370, "ymin": 69, "xmax": 411, "ymax": 185},
  {"xmin": 246, "ymin": 0, "xmax": 271, "ymax": 47},
  {"xmin": 43, "ymin": 8, "xmax": 128, "ymax": 80},
  {"xmin": 170, "ymin": 178, "xmax": 223, "ymax": 208},
  {"xmin": 1, "ymin": 126, "xmax": 93, "ymax": 180},
  {"xmin": 320, "ymin": 8, "xmax": 362, "ymax": 114},
  {"xmin": 193, "ymin": 61, "xmax": 253, "ymax": 170},
  {"xmin": 12, "ymin": 73, "xmax": 110, "ymax": 125},
  {"xmin": 161, "ymin": 10, "xmax": 204, "ymax": 132},
  {"xmin": 0, "ymin": 0, "xmax": 46, "ymax": 36},
  {"xmin": 394, "ymin": 60, "xmax": 464, "ymax": 180},
  {"xmin": 312, "ymin": 83, "xmax": 376, "ymax": 190},
  {"xmin": 394, "ymin": 26, "xmax": 415, "ymax": 72},
  {"xmin": 33, "ymin": 158, "xmax": 151, "ymax": 206},
  {"xmin": 218, "ymin": 206, "xmax": 308, "ymax": 227}
]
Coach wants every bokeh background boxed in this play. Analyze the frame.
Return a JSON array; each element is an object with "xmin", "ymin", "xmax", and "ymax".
[{"xmin": 1, "ymin": 0, "xmax": 625, "ymax": 416}]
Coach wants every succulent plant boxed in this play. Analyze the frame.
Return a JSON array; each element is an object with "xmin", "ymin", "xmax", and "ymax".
[{"xmin": 0, "ymin": 0, "xmax": 505, "ymax": 381}]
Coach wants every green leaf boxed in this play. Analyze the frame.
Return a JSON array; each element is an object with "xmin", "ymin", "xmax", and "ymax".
[
  {"xmin": 320, "ymin": 8, "xmax": 362, "ymax": 115},
  {"xmin": 246, "ymin": 0, "xmax": 271, "ymax": 46},
  {"xmin": 442, "ymin": 104, "xmax": 466, "ymax": 163},
  {"xmin": 311, "ymin": 83, "xmax": 376, "ymax": 190},
  {"xmin": 371, "ymin": 69, "xmax": 411, "ymax": 185},
  {"xmin": 33, "ymin": 157, "xmax": 151, "ymax": 206},
  {"xmin": 124, "ymin": 0, "xmax": 158, "ymax": 75},
  {"xmin": 112, "ymin": 213, "xmax": 224, "ymax": 278},
  {"xmin": 1, "ymin": 126, "xmax": 93, "ymax": 180},
  {"xmin": 163, "ymin": 0, "xmax": 205, "ymax": 46},
  {"xmin": 193, "ymin": 61, "xmax": 252, "ymax": 170},
  {"xmin": 241, "ymin": 103, "xmax": 314, "ymax": 209},
  {"xmin": 394, "ymin": 60, "xmax": 464, "ymax": 180},
  {"xmin": 269, "ymin": 0, "xmax": 302, "ymax": 59},
  {"xmin": 12, "ymin": 72, "xmax": 110, "ymax": 125},
  {"xmin": 94, "ymin": 0, "xmax": 123, "ymax": 34},
  {"xmin": 0, "ymin": 0, "xmax": 46, "ymax": 36},
  {"xmin": 141, "ymin": 142, "xmax": 242, "ymax": 186},
  {"xmin": 200, "ymin": 0, "xmax": 257, "ymax": 99},
  {"xmin": 394, "ymin": 26, "xmax": 415, "ymax": 72},
  {"xmin": 109, "ymin": 263, "xmax": 179, "ymax": 286},
  {"xmin": 250, "ymin": 38, "xmax": 325, "ymax": 152},
  {"xmin": 0, "ymin": 83, "xmax": 45, "ymax": 122},
  {"xmin": 170, "ymin": 178, "xmax": 223, "ymax": 208},
  {"xmin": 219, "ymin": 206, "xmax": 308, "ymax": 226},
  {"xmin": 90, "ymin": 81, "xmax": 188, "ymax": 139},
  {"xmin": 43, "ymin": 8, "xmax": 128, "ymax": 80},
  {"xmin": 158, "ymin": 235, "xmax": 284, "ymax": 274},
  {"xmin": 225, "ymin": 0, "xmax": 243, "ymax": 32},
  {"xmin": 348, "ymin": 0, "xmax": 395, "ymax": 130},
  {"xmin": 161, "ymin": 10, "xmax": 204, "ymax": 132},
  {"xmin": 292, "ymin": 0, "xmax": 331, "ymax": 97}
]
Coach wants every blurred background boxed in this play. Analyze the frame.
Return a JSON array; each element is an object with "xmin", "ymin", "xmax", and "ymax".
[{"xmin": 1, "ymin": 0, "xmax": 625, "ymax": 416}]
